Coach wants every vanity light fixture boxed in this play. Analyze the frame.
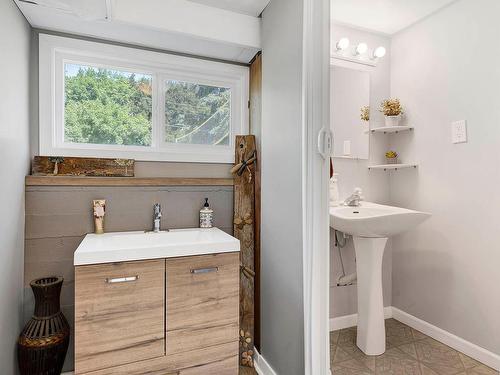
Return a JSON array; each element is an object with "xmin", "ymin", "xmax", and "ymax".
[
  {"xmin": 332, "ymin": 40, "xmax": 385, "ymax": 67},
  {"xmin": 354, "ymin": 43, "xmax": 368, "ymax": 56},
  {"xmin": 372, "ymin": 46, "xmax": 387, "ymax": 59},
  {"xmin": 335, "ymin": 37, "xmax": 350, "ymax": 51}
]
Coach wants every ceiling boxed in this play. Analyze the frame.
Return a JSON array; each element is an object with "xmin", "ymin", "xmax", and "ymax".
[
  {"xmin": 16, "ymin": 0, "xmax": 108, "ymax": 20},
  {"xmin": 187, "ymin": 0, "xmax": 270, "ymax": 17},
  {"xmin": 332, "ymin": 0, "xmax": 458, "ymax": 35}
]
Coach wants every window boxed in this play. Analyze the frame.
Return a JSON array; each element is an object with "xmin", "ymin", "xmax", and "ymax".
[
  {"xmin": 39, "ymin": 35, "xmax": 249, "ymax": 163},
  {"xmin": 164, "ymin": 81, "xmax": 230, "ymax": 146},
  {"xmin": 64, "ymin": 64, "xmax": 153, "ymax": 147}
]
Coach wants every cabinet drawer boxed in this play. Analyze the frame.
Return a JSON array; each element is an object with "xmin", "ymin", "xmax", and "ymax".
[
  {"xmin": 76, "ymin": 342, "xmax": 238, "ymax": 375},
  {"xmin": 179, "ymin": 355, "xmax": 238, "ymax": 375},
  {"xmin": 75, "ymin": 259, "xmax": 165, "ymax": 374},
  {"xmin": 166, "ymin": 253, "xmax": 239, "ymax": 357}
]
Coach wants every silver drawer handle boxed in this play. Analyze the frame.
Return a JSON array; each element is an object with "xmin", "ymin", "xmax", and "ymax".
[
  {"xmin": 190, "ymin": 267, "xmax": 219, "ymax": 274},
  {"xmin": 105, "ymin": 276, "xmax": 139, "ymax": 284}
]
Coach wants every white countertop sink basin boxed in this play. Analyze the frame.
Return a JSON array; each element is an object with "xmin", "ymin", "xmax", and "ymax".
[
  {"xmin": 74, "ymin": 227, "xmax": 240, "ymax": 266},
  {"xmin": 330, "ymin": 202, "xmax": 430, "ymax": 238}
]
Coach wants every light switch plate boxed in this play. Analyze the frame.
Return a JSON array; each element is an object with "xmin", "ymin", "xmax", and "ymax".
[
  {"xmin": 343, "ymin": 140, "xmax": 351, "ymax": 156},
  {"xmin": 452, "ymin": 120, "xmax": 467, "ymax": 144}
]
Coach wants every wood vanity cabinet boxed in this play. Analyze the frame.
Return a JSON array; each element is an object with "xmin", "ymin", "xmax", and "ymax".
[{"xmin": 74, "ymin": 252, "xmax": 239, "ymax": 375}]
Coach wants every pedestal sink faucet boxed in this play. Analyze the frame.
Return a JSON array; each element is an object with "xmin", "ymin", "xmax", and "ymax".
[
  {"xmin": 344, "ymin": 187, "xmax": 363, "ymax": 207},
  {"xmin": 153, "ymin": 203, "xmax": 162, "ymax": 232}
]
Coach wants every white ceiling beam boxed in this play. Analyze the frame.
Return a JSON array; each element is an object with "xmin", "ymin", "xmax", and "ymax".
[
  {"xmin": 16, "ymin": 0, "xmax": 261, "ymax": 63},
  {"xmin": 187, "ymin": 0, "xmax": 271, "ymax": 17},
  {"xmin": 111, "ymin": 0, "xmax": 261, "ymax": 49}
]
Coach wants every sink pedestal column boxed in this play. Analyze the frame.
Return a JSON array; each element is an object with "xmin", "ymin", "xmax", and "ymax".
[{"xmin": 353, "ymin": 236, "xmax": 388, "ymax": 356}]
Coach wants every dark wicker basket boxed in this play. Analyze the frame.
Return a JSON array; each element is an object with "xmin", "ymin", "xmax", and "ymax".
[{"xmin": 18, "ymin": 277, "xmax": 70, "ymax": 375}]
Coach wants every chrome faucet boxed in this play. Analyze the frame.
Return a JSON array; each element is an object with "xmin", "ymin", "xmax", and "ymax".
[
  {"xmin": 344, "ymin": 188, "xmax": 363, "ymax": 207},
  {"xmin": 153, "ymin": 203, "xmax": 162, "ymax": 232}
]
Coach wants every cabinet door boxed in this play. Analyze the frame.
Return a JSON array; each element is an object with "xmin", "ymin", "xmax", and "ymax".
[
  {"xmin": 75, "ymin": 259, "xmax": 165, "ymax": 374},
  {"xmin": 166, "ymin": 253, "xmax": 239, "ymax": 362}
]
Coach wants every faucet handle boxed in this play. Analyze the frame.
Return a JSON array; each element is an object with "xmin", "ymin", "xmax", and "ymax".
[{"xmin": 353, "ymin": 188, "xmax": 364, "ymax": 201}]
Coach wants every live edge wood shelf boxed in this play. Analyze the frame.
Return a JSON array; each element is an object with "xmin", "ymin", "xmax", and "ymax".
[{"xmin": 26, "ymin": 176, "xmax": 234, "ymax": 187}]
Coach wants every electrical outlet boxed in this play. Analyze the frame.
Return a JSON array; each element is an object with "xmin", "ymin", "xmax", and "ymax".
[{"xmin": 451, "ymin": 120, "xmax": 467, "ymax": 144}]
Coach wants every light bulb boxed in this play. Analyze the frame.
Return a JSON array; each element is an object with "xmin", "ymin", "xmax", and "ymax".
[
  {"xmin": 336, "ymin": 38, "xmax": 350, "ymax": 51},
  {"xmin": 355, "ymin": 43, "xmax": 368, "ymax": 55},
  {"xmin": 373, "ymin": 46, "xmax": 386, "ymax": 59}
]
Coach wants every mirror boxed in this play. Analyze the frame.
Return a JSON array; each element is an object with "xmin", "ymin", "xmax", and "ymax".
[{"xmin": 331, "ymin": 65, "xmax": 370, "ymax": 160}]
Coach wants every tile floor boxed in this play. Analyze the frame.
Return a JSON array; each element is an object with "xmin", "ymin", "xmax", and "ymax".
[{"xmin": 331, "ymin": 319, "xmax": 499, "ymax": 375}]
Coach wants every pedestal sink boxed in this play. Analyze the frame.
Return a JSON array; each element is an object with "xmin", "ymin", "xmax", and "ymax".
[{"xmin": 330, "ymin": 202, "xmax": 430, "ymax": 355}]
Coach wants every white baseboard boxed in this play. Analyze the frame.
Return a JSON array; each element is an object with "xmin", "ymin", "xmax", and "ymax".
[
  {"xmin": 329, "ymin": 306, "xmax": 393, "ymax": 331},
  {"xmin": 392, "ymin": 307, "xmax": 500, "ymax": 372},
  {"xmin": 254, "ymin": 348, "xmax": 278, "ymax": 375}
]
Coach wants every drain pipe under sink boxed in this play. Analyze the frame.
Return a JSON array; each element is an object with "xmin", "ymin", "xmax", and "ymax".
[
  {"xmin": 334, "ymin": 230, "xmax": 357, "ymax": 286},
  {"xmin": 337, "ymin": 272, "xmax": 357, "ymax": 286}
]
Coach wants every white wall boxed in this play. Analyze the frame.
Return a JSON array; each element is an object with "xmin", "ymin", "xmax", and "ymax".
[
  {"xmin": 390, "ymin": 0, "xmax": 500, "ymax": 356},
  {"xmin": 330, "ymin": 24, "xmax": 392, "ymax": 318},
  {"xmin": 0, "ymin": 1, "xmax": 31, "ymax": 373},
  {"xmin": 260, "ymin": 0, "xmax": 305, "ymax": 373}
]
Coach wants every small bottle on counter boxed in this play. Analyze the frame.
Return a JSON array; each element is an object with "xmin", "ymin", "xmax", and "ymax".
[
  {"xmin": 329, "ymin": 173, "xmax": 340, "ymax": 206},
  {"xmin": 199, "ymin": 198, "xmax": 214, "ymax": 228}
]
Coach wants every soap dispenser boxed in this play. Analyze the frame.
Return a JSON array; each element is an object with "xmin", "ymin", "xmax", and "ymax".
[
  {"xmin": 329, "ymin": 173, "xmax": 340, "ymax": 206},
  {"xmin": 199, "ymin": 198, "xmax": 214, "ymax": 228}
]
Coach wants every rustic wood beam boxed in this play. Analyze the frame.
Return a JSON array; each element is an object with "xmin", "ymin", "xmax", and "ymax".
[{"xmin": 233, "ymin": 135, "xmax": 256, "ymax": 368}]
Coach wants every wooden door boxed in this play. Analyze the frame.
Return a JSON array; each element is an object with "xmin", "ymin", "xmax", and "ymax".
[
  {"xmin": 166, "ymin": 253, "xmax": 239, "ymax": 367},
  {"xmin": 75, "ymin": 259, "xmax": 165, "ymax": 374}
]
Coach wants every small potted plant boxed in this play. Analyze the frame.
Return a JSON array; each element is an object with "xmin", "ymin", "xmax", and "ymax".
[
  {"xmin": 385, "ymin": 151, "xmax": 399, "ymax": 164},
  {"xmin": 360, "ymin": 106, "xmax": 370, "ymax": 129},
  {"xmin": 380, "ymin": 98, "xmax": 403, "ymax": 127}
]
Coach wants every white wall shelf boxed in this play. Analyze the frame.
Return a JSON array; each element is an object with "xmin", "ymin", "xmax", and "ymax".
[
  {"xmin": 368, "ymin": 163, "xmax": 418, "ymax": 171},
  {"xmin": 371, "ymin": 126, "xmax": 414, "ymax": 134}
]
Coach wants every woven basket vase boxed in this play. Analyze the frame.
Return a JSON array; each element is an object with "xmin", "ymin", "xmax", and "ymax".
[{"xmin": 18, "ymin": 277, "xmax": 70, "ymax": 375}]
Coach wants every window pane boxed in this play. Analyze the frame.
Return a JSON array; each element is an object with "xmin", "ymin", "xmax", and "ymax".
[
  {"xmin": 64, "ymin": 63, "xmax": 152, "ymax": 146},
  {"xmin": 165, "ymin": 80, "xmax": 230, "ymax": 146}
]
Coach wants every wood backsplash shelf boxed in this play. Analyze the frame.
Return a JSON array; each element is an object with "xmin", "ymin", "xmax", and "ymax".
[{"xmin": 26, "ymin": 176, "xmax": 234, "ymax": 187}]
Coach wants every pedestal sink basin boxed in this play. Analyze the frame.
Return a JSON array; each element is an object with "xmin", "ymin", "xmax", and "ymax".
[
  {"xmin": 330, "ymin": 202, "xmax": 430, "ymax": 355},
  {"xmin": 330, "ymin": 202, "xmax": 430, "ymax": 238}
]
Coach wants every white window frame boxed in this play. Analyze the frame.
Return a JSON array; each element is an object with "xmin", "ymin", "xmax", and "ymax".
[{"xmin": 39, "ymin": 34, "xmax": 249, "ymax": 163}]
